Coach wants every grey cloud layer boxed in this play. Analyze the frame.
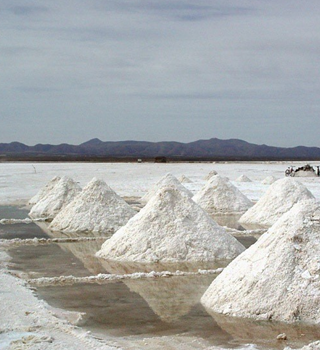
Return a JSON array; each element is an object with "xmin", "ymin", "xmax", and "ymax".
[{"xmin": 1, "ymin": 0, "xmax": 320, "ymax": 146}]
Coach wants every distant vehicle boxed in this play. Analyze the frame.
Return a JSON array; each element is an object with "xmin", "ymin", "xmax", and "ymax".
[{"xmin": 285, "ymin": 164, "xmax": 320, "ymax": 177}]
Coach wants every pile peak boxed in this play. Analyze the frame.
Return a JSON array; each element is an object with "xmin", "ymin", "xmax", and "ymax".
[
  {"xmin": 204, "ymin": 170, "xmax": 218, "ymax": 180},
  {"xmin": 202, "ymin": 199, "xmax": 320, "ymax": 324},
  {"xmin": 193, "ymin": 175, "xmax": 252, "ymax": 215},
  {"xmin": 235, "ymin": 174, "xmax": 252, "ymax": 182},
  {"xmin": 239, "ymin": 177, "xmax": 315, "ymax": 228},
  {"xmin": 50, "ymin": 177, "xmax": 136, "ymax": 234},
  {"xmin": 28, "ymin": 176, "xmax": 61, "ymax": 205},
  {"xmin": 178, "ymin": 175, "xmax": 193, "ymax": 183},
  {"xmin": 261, "ymin": 175, "xmax": 277, "ymax": 185},
  {"xmin": 97, "ymin": 186, "xmax": 245, "ymax": 263},
  {"xmin": 140, "ymin": 173, "xmax": 193, "ymax": 203},
  {"xmin": 29, "ymin": 176, "xmax": 81, "ymax": 221}
]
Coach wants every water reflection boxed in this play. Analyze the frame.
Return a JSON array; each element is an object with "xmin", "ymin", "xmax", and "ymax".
[
  {"xmin": 207, "ymin": 311, "xmax": 320, "ymax": 349},
  {"xmin": 34, "ymin": 222, "xmax": 108, "ymax": 275},
  {"xmin": 99, "ymin": 260, "xmax": 224, "ymax": 324}
]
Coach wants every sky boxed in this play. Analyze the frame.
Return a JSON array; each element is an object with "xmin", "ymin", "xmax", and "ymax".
[{"xmin": 1, "ymin": 0, "xmax": 320, "ymax": 147}]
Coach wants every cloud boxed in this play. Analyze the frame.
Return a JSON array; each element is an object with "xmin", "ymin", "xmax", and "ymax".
[{"xmin": 0, "ymin": 0, "xmax": 320, "ymax": 146}]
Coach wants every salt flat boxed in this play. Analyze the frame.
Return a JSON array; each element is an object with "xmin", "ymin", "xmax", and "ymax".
[
  {"xmin": 0, "ymin": 161, "xmax": 320, "ymax": 205},
  {"xmin": 0, "ymin": 161, "xmax": 320, "ymax": 350}
]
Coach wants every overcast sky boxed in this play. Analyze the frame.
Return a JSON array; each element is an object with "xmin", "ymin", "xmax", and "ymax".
[{"xmin": 1, "ymin": 0, "xmax": 320, "ymax": 147}]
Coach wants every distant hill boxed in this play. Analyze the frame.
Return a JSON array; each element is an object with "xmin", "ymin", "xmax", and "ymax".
[{"xmin": 1, "ymin": 138, "xmax": 320, "ymax": 161}]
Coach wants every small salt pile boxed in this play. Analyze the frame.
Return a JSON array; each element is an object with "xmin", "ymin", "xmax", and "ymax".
[
  {"xmin": 140, "ymin": 173, "xmax": 193, "ymax": 203},
  {"xmin": 201, "ymin": 199, "xmax": 320, "ymax": 324},
  {"xmin": 50, "ymin": 178, "xmax": 136, "ymax": 234},
  {"xmin": 261, "ymin": 175, "xmax": 277, "ymax": 185},
  {"xmin": 204, "ymin": 170, "xmax": 218, "ymax": 180},
  {"xmin": 235, "ymin": 174, "xmax": 252, "ymax": 182},
  {"xmin": 178, "ymin": 175, "xmax": 193, "ymax": 183},
  {"xmin": 28, "ymin": 176, "xmax": 61, "ymax": 205},
  {"xmin": 97, "ymin": 186, "xmax": 245, "ymax": 263},
  {"xmin": 193, "ymin": 175, "xmax": 252, "ymax": 215},
  {"xmin": 239, "ymin": 178, "xmax": 315, "ymax": 228},
  {"xmin": 29, "ymin": 176, "xmax": 81, "ymax": 221}
]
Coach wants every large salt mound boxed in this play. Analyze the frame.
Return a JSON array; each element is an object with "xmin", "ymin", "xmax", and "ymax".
[
  {"xmin": 140, "ymin": 173, "xmax": 193, "ymax": 203},
  {"xmin": 239, "ymin": 178, "xmax": 315, "ymax": 228},
  {"xmin": 235, "ymin": 174, "xmax": 252, "ymax": 182},
  {"xmin": 201, "ymin": 199, "xmax": 320, "ymax": 324},
  {"xmin": 29, "ymin": 176, "xmax": 81, "ymax": 221},
  {"xmin": 193, "ymin": 175, "xmax": 253, "ymax": 215},
  {"xmin": 261, "ymin": 175, "xmax": 277, "ymax": 185},
  {"xmin": 97, "ymin": 187, "xmax": 245, "ymax": 263},
  {"xmin": 50, "ymin": 178, "xmax": 136, "ymax": 234},
  {"xmin": 28, "ymin": 176, "xmax": 61, "ymax": 205}
]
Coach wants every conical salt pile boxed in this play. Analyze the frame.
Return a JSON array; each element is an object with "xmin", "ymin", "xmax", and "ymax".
[
  {"xmin": 178, "ymin": 175, "xmax": 193, "ymax": 183},
  {"xmin": 204, "ymin": 170, "xmax": 218, "ymax": 180},
  {"xmin": 140, "ymin": 173, "xmax": 193, "ymax": 203},
  {"xmin": 29, "ymin": 176, "xmax": 81, "ymax": 221},
  {"xmin": 28, "ymin": 176, "xmax": 61, "ymax": 205},
  {"xmin": 202, "ymin": 199, "xmax": 320, "ymax": 324},
  {"xmin": 97, "ymin": 187, "xmax": 245, "ymax": 263},
  {"xmin": 50, "ymin": 178, "xmax": 136, "ymax": 234},
  {"xmin": 193, "ymin": 175, "xmax": 252, "ymax": 215},
  {"xmin": 235, "ymin": 174, "xmax": 252, "ymax": 182},
  {"xmin": 261, "ymin": 175, "xmax": 277, "ymax": 185},
  {"xmin": 239, "ymin": 178, "xmax": 315, "ymax": 228}
]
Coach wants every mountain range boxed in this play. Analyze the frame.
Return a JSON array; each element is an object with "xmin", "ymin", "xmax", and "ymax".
[{"xmin": 1, "ymin": 138, "xmax": 320, "ymax": 161}]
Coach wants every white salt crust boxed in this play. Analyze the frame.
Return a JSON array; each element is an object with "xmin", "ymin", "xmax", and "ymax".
[
  {"xmin": 193, "ymin": 175, "xmax": 253, "ymax": 215},
  {"xmin": 285, "ymin": 341, "xmax": 320, "ymax": 350},
  {"xmin": 50, "ymin": 178, "xmax": 136, "ymax": 234},
  {"xmin": 235, "ymin": 174, "xmax": 252, "ymax": 182},
  {"xmin": 97, "ymin": 186, "xmax": 245, "ymax": 263},
  {"xmin": 28, "ymin": 176, "xmax": 61, "ymax": 205},
  {"xmin": 239, "ymin": 177, "xmax": 315, "ymax": 228},
  {"xmin": 201, "ymin": 199, "xmax": 320, "ymax": 324},
  {"xmin": 140, "ymin": 173, "xmax": 193, "ymax": 203},
  {"xmin": 261, "ymin": 175, "xmax": 277, "ymax": 185},
  {"xmin": 29, "ymin": 177, "xmax": 81, "ymax": 221}
]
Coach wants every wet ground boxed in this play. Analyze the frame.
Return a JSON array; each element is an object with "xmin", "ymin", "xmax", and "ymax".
[{"xmin": 1, "ymin": 206, "xmax": 320, "ymax": 349}]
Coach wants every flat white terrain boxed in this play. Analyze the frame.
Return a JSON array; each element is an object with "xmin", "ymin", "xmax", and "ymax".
[{"xmin": 0, "ymin": 161, "xmax": 319, "ymax": 350}]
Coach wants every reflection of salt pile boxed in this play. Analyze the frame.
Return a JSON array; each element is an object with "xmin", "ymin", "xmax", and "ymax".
[
  {"xmin": 50, "ymin": 178, "xmax": 136, "ymax": 234},
  {"xmin": 178, "ymin": 175, "xmax": 192, "ymax": 183},
  {"xmin": 235, "ymin": 175, "xmax": 251, "ymax": 182},
  {"xmin": 126, "ymin": 274, "xmax": 214, "ymax": 323},
  {"xmin": 204, "ymin": 170, "xmax": 218, "ymax": 180},
  {"xmin": 29, "ymin": 176, "xmax": 61, "ymax": 205},
  {"xmin": 193, "ymin": 175, "xmax": 252, "ymax": 215},
  {"xmin": 202, "ymin": 200, "xmax": 320, "ymax": 324},
  {"xmin": 97, "ymin": 187, "xmax": 245, "ymax": 263},
  {"xmin": 36, "ymin": 222, "xmax": 106, "ymax": 275},
  {"xmin": 261, "ymin": 175, "xmax": 277, "ymax": 185},
  {"xmin": 210, "ymin": 313, "xmax": 320, "ymax": 347},
  {"xmin": 239, "ymin": 178, "xmax": 315, "ymax": 228},
  {"xmin": 140, "ymin": 173, "xmax": 192, "ymax": 203},
  {"xmin": 29, "ymin": 176, "xmax": 81, "ymax": 221}
]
